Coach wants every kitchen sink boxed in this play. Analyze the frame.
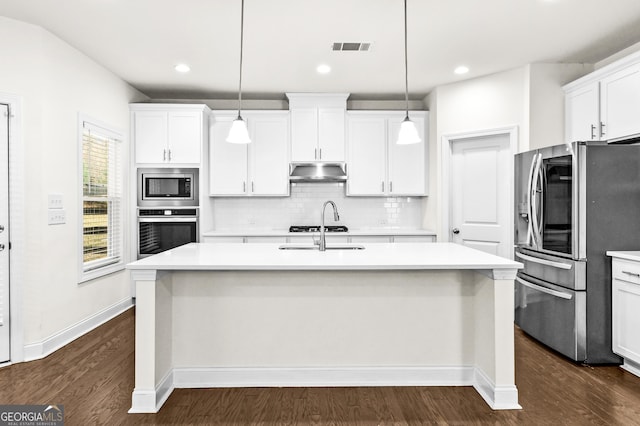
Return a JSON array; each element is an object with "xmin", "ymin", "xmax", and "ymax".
[{"xmin": 278, "ymin": 244, "xmax": 365, "ymax": 251}]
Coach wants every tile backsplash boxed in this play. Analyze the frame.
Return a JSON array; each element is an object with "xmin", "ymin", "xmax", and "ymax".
[{"xmin": 210, "ymin": 183, "xmax": 423, "ymax": 230}]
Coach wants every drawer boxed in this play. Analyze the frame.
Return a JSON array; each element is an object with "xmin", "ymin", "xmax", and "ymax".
[{"xmin": 612, "ymin": 258, "xmax": 640, "ymax": 285}]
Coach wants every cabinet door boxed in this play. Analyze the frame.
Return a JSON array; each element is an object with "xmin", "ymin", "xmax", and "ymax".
[
  {"xmin": 388, "ymin": 115, "xmax": 426, "ymax": 196},
  {"xmin": 346, "ymin": 115, "xmax": 387, "ymax": 196},
  {"xmin": 601, "ymin": 63, "xmax": 640, "ymax": 141},
  {"xmin": 290, "ymin": 108, "xmax": 318, "ymax": 162},
  {"xmin": 168, "ymin": 111, "xmax": 202, "ymax": 163},
  {"xmin": 249, "ymin": 113, "xmax": 290, "ymax": 196},
  {"xmin": 318, "ymin": 108, "xmax": 345, "ymax": 161},
  {"xmin": 612, "ymin": 277, "xmax": 640, "ymax": 363},
  {"xmin": 350, "ymin": 236, "xmax": 392, "ymax": 243},
  {"xmin": 209, "ymin": 115, "xmax": 248, "ymax": 195},
  {"xmin": 565, "ymin": 83, "xmax": 600, "ymax": 142},
  {"xmin": 393, "ymin": 235, "xmax": 436, "ymax": 243},
  {"xmin": 134, "ymin": 111, "xmax": 167, "ymax": 163}
]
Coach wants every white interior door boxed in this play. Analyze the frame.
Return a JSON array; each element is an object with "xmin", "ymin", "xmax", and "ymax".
[
  {"xmin": 0, "ymin": 104, "xmax": 10, "ymax": 363},
  {"xmin": 449, "ymin": 133, "xmax": 511, "ymax": 257}
]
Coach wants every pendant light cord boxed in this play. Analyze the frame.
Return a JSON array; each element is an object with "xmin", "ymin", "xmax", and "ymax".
[
  {"xmin": 237, "ymin": 0, "xmax": 245, "ymax": 119},
  {"xmin": 403, "ymin": 0, "xmax": 409, "ymax": 119}
]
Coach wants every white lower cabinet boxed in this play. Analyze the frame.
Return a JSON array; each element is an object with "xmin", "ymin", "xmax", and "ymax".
[
  {"xmin": 203, "ymin": 234, "xmax": 436, "ymax": 244},
  {"xmin": 202, "ymin": 236, "xmax": 245, "ymax": 243},
  {"xmin": 350, "ymin": 236, "xmax": 392, "ymax": 243},
  {"xmin": 611, "ymin": 257, "xmax": 640, "ymax": 377},
  {"xmin": 392, "ymin": 235, "xmax": 436, "ymax": 243}
]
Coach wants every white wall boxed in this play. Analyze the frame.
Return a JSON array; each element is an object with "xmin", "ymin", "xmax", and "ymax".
[
  {"xmin": 527, "ymin": 63, "xmax": 593, "ymax": 150},
  {"xmin": 423, "ymin": 64, "xmax": 591, "ymax": 239},
  {"xmin": 0, "ymin": 17, "xmax": 147, "ymax": 348},
  {"xmin": 424, "ymin": 67, "xmax": 528, "ymax": 240}
]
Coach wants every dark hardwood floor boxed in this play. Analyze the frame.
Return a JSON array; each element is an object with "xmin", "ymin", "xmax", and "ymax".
[{"xmin": 2, "ymin": 307, "xmax": 640, "ymax": 425}]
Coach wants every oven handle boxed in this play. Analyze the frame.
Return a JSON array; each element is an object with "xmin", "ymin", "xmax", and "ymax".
[
  {"xmin": 516, "ymin": 276, "xmax": 573, "ymax": 300},
  {"xmin": 515, "ymin": 251, "xmax": 572, "ymax": 270},
  {"xmin": 138, "ymin": 218, "xmax": 198, "ymax": 223}
]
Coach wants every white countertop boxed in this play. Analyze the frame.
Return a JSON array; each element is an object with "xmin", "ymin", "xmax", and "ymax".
[
  {"xmin": 607, "ymin": 251, "xmax": 640, "ymax": 262},
  {"xmin": 127, "ymin": 242, "xmax": 522, "ymax": 272},
  {"xmin": 202, "ymin": 228, "xmax": 436, "ymax": 237}
]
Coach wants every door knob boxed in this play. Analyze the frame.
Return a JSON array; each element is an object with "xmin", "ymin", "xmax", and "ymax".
[
  {"xmin": 0, "ymin": 243, "xmax": 5, "ymax": 251},
  {"xmin": 0, "ymin": 225, "xmax": 4, "ymax": 232},
  {"xmin": 452, "ymin": 228, "xmax": 460, "ymax": 234}
]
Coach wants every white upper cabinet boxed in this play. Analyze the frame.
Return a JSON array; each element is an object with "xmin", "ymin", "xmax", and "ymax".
[
  {"xmin": 347, "ymin": 111, "xmax": 427, "ymax": 197},
  {"xmin": 565, "ymin": 82, "xmax": 600, "ymax": 142},
  {"xmin": 209, "ymin": 113, "xmax": 248, "ymax": 195},
  {"xmin": 600, "ymin": 63, "xmax": 640, "ymax": 142},
  {"xmin": 346, "ymin": 115, "xmax": 387, "ymax": 195},
  {"xmin": 564, "ymin": 51, "xmax": 640, "ymax": 143},
  {"xmin": 388, "ymin": 115, "xmax": 426, "ymax": 195},
  {"xmin": 132, "ymin": 104, "xmax": 209, "ymax": 165},
  {"xmin": 287, "ymin": 93, "xmax": 348, "ymax": 162},
  {"xmin": 248, "ymin": 112, "xmax": 290, "ymax": 196},
  {"xmin": 209, "ymin": 111, "xmax": 289, "ymax": 197}
]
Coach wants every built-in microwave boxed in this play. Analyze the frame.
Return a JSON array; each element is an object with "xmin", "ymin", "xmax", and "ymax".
[{"xmin": 137, "ymin": 168, "xmax": 199, "ymax": 207}]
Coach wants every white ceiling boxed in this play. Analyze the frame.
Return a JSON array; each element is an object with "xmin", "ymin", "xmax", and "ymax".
[{"xmin": 2, "ymin": 0, "xmax": 640, "ymax": 101}]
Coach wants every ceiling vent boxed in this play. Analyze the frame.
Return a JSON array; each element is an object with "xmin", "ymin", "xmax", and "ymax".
[{"xmin": 332, "ymin": 42, "xmax": 371, "ymax": 52}]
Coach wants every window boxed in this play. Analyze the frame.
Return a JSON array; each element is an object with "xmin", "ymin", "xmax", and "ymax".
[{"xmin": 79, "ymin": 117, "xmax": 123, "ymax": 282}]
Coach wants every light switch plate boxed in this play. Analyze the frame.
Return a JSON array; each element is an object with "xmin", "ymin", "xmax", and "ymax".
[
  {"xmin": 48, "ymin": 209, "xmax": 66, "ymax": 225},
  {"xmin": 48, "ymin": 193, "xmax": 64, "ymax": 209}
]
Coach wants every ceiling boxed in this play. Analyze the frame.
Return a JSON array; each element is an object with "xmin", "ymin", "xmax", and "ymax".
[{"xmin": 2, "ymin": 0, "xmax": 640, "ymax": 101}]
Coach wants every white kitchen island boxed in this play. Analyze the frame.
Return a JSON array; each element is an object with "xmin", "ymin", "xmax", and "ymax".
[{"xmin": 127, "ymin": 242, "xmax": 522, "ymax": 413}]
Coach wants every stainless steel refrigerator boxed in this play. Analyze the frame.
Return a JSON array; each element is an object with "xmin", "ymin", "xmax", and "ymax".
[{"xmin": 514, "ymin": 141, "xmax": 640, "ymax": 364}]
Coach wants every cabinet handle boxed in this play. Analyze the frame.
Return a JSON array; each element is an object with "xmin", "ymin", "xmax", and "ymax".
[
  {"xmin": 168, "ymin": 149, "xmax": 172, "ymax": 161},
  {"xmin": 319, "ymin": 148, "xmax": 322, "ymax": 159},
  {"xmin": 622, "ymin": 270, "xmax": 640, "ymax": 278},
  {"xmin": 163, "ymin": 149, "xmax": 167, "ymax": 161},
  {"xmin": 600, "ymin": 122, "xmax": 606, "ymax": 137},
  {"xmin": 243, "ymin": 181, "xmax": 246, "ymax": 193},
  {"xmin": 314, "ymin": 148, "xmax": 318, "ymax": 159},
  {"xmin": 251, "ymin": 181, "xmax": 255, "ymax": 193},
  {"xmin": 382, "ymin": 181, "xmax": 385, "ymax": 193},
  {"xmin": 390, "ymin": 181, "xmax": 393, "ymax": 193},
  {"xmin": 590, "ymin": 124, "xmax": 596, "ymax": 140}
]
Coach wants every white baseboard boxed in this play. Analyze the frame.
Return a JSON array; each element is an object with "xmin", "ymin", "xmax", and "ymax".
[
  {"xmin": 621, "ymin": 358, "xmax": 640, "ymax": 378},
  {"xmin": 23, "ymin": 297, "xmax": 133, "ymax": 362},
  {"xmin": 173, "ymin": 366, "xmax": 476, "ymax": 388},
  {"xmin": 473, "ymin": 368, "xmax": 521, "ymax": 410},
  {"xmin": 129, "ymin": 369, "xmax": 174, "ymax": 414},
  {"xmin": 130, "ymin": 365, "xmax": 521, "ymax": 413}
]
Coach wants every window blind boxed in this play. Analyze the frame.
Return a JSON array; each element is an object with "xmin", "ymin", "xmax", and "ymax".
[{"xmin": 82, "ymin": 123, "xmax": 122, "ymax": 272}]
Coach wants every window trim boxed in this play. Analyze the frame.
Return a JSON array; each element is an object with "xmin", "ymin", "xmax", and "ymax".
[{"xmin": 78, "ymin": 114, "xmax": 125, "ymax": 283}]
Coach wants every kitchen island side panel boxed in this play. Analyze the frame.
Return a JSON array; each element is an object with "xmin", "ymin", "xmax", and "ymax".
[{"xmin": 170, "ymin": 270, "xmax": 476, "ymax": 367}]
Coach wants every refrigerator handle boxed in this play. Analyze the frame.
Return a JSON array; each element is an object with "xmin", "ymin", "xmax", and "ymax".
[
  {"xmin": 525, "ymin": 154, "xmax": 537, "ymax": 246},
  {"xmin": 516, "ymin": 276, "xmax": 573, "ymax": 300},
  {"xmin": 515, "ymin": 251, "xmax": 572, "ymax": 270},
  {"xmin": 530, "ymin": 153, "xmax": 543, "ymax": 246}
]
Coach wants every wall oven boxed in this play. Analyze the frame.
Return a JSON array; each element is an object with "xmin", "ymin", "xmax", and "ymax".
[
  {"xmin": 137, "ymin": 168, "xmax": 199, "ymax": 207},
  {"xmin": 137, "ymin": 208, "xmax": 199, "ymax": 258},
  {"xmin": 514, "ymin": 141, "xmax": 640, "ymax": 364}
]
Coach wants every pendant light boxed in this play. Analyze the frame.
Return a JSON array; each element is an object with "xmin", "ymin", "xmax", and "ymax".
[
  {"xmin": 396, "ymin": 0, "xmax": 421, "ymax": 145},
  {"xmin": 226, "ymin": 0, "xmax": 251, "ymax": 144}
]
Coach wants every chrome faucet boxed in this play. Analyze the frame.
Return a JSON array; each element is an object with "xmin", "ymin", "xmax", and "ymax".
[{"xmin": 318, "ymin": 200, "xmax": 340, "ymax": 251}]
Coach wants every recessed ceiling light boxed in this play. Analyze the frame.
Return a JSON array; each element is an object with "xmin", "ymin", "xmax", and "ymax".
[
  {"xmin": 317, "ymin": 64, "xmax": 331, "ymax": 74},
  {"xmin": 175, "ymin": 63, "xmax": 191, "ymax": 73},
  {"xmin": 454, "ymin": 66, "xmax": 469, "ymax": 75}
]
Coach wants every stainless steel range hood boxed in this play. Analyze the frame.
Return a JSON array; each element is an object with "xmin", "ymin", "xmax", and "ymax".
[{"xmin": 289, "ymin": 162, "xmax": 347, "ymax": 182}]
